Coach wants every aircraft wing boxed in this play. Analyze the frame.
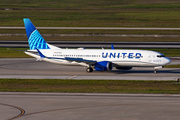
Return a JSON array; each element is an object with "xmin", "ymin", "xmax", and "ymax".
[
  {"xmin": 64, "ymin": 57, "xmax": 96, "ymax": 64},
  {"xmin": 48, "ymin": 57, "xmax": 96, "ymax": 65}
]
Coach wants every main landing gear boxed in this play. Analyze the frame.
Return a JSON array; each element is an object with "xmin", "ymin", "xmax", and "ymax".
[{"xmin": 86, "ymin": 67, "xmax": 93, "ymax": 73}]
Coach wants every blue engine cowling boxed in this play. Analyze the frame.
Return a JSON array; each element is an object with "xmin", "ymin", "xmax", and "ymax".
[{"xmin": 94, "ymin": 61, "xmax": 113, "ymax": 71}]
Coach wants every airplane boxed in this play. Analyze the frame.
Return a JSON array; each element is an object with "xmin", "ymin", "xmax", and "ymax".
[{"xmin": 23, "ymin": 18, "xmax": 171, "ymax": 73}]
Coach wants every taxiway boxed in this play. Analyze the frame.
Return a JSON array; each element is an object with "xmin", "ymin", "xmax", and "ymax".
[
  {"xmin": 0, "ymin": 92, "xmax": 180, "ymax": 120},
  {"xmin": 0, "ymin": 59, "xmax": 180, "ymax": 120},
  {"xmin": 0, "ymin": 58, "xmax": 179, "ymax": 80}
]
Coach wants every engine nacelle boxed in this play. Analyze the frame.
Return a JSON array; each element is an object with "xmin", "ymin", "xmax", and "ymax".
[
  {"xmin": 116, "ymin": 67, "xmax": 132, "ymax": 70},
  {"xmin": 95, "ymin": 61, "xmax": 113, "ymax": 71}
]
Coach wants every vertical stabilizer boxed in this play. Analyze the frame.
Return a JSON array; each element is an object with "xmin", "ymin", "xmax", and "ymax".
[{"xmin": 23, "ymin": 18, "xmax": 50, "ymax": 50}]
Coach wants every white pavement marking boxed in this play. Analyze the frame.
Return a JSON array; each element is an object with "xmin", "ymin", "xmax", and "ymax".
[{"xmin": 67, "ymin": 75, "xmax": 77, "ymax": 79}]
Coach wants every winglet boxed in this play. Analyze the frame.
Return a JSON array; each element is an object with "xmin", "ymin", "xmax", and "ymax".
[
  {"xmin": 36, "ymin": 49, "xmax": 46, "ymax": 58},
  {"xmin": 111, "ymin": 44, "xmax": 114, "ymax": 49}
]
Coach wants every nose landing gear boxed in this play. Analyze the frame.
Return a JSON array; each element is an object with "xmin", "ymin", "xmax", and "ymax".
[
  {"xmin": 154, "ymin": 69, "xmax": 157, "ymax": 74},
  {"xmin": 154, "ymin": 66, "xmax": 163, "ymax": 74}
]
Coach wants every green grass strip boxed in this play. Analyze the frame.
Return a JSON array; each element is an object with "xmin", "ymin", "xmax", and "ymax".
[
  {"xmin": 0, "ymin": 48, "xmax": 29, "ymax": 58},
  {"xmin": 0, "ymin": 0, "xmax": 180, "ymax": 27},
  {"xmin": 165, "ymin": 64, "xmax": 180, "ymax": 68},
  {"xmin": 0, "ymin": 79, "xmax": 180, "ymax": 94}
]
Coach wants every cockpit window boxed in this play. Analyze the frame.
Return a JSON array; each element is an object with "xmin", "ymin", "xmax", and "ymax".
[{"xmin": 157, "ymin": 55, "xmax": 165, "ymax": 58}]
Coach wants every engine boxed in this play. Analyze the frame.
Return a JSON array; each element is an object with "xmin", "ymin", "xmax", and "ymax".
[
  {"xmin": 94, "ymin": 61, "xmax": 113, "ymax": 71},
  {"xmin": 116, "ymin": 67, "xmax": 132, "ymax": 70}
]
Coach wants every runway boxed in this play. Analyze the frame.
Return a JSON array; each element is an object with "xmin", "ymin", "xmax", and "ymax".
[
  {"xmin": 0, "ymin": 58, "xmax": 180, "ymax": 80},
  {"xmin": 0, "ymin": 92, "xmax": 180, "ymax": 120}
]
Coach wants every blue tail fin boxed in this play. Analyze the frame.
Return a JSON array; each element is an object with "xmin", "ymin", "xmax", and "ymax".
[{"xmin": 23, "ymin": 18, "xmax": 50, "ymax": 50}]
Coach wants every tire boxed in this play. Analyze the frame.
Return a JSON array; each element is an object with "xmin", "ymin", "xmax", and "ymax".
[{"xmin": 86, "ymin": 67, "xmax": 93, "ymax": 73}]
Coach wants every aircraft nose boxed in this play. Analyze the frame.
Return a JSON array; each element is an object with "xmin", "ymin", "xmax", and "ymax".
[{"xmin": 164, "ymin": 57, "xmax": 171, "ymax": 65}]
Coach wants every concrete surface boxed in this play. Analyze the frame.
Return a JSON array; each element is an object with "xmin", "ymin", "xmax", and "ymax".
[
  {"xmin": 0, "ymin": 58, "xmax": 180, "ymax": 80},
  {"xmin": 0, "ymin": 92, "xmax": 180, "ymax": 120}
]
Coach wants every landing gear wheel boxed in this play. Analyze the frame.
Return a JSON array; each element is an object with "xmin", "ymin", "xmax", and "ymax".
[{"xmin": 86, "ymin": 67, "xmax": 93, "ymax": 73}]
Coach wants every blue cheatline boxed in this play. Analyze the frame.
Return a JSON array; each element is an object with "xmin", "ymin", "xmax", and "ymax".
[
  {"xmin": 23, "ymin": 18, "xmax": 50, "ymax": 50},
  {"xmin": 36, "ymin": 49, "xmax": 46, "ymax": 58}
]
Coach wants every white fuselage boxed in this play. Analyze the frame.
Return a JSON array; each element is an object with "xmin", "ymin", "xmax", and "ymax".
[{"xmin": 25, "ymin": 49, "xmax": 171, "ymax": 68}]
